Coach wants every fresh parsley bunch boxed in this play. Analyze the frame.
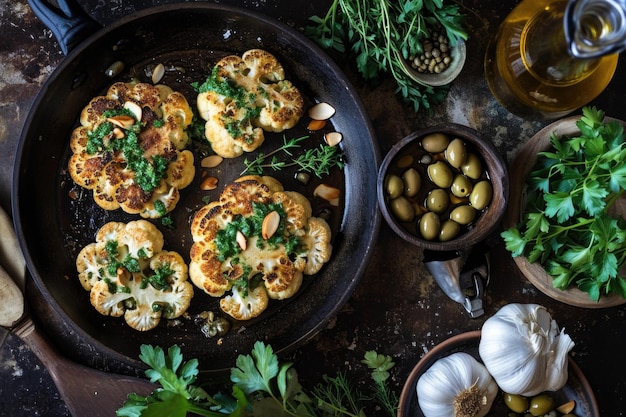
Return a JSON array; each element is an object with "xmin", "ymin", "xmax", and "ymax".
[
  {"xmin": 304, "ymin": 0, "xmax": 467, "ymax": 112},
  {"xmin": 117, "ymin": 341, "xmax": 398, "ymax": 417},
  {"xmin": 502, "ymin": 107, "xmax": 626, "ymax": 301}
]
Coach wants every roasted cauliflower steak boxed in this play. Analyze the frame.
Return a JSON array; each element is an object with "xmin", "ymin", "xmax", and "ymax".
[
  {"xmin": 75, "ymin": 220, "xmax": 194, "ymax": 331},
  {"xmin": 189, "ymin": 176, "xmax": 332, "ymax": 320},
  {"xmin": 68, "ymin": 81, "xmax": 195, "ymax": 218},
  {"xmin": 196, "ymin": 49, "xmax": 304, "ymax": 158}
]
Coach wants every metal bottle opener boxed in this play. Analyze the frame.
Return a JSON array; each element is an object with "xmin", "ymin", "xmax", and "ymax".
[{"xmin": 422, "ymin": 243, "xmax": 490, "ymax": 318}]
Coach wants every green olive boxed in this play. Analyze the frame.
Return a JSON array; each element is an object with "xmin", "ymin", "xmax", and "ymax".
[
  {"xmin": 418, "ymin": 212, "xmax": 440, "ymax": 240},
  {"xmin": 469, "ymin": 180, "xmax": 493, "ymax": 210},
  {"xmin": 460, "ymin": 152, "xmax": 483, "ymax": 179},
  {"xmin": 503, "ymin": 393, "xmax": 529, "ymax": 413},
  {"xmin": 445, "ymin": 138, "xmax": 467, "ymax": 168},
  {"xmin": 421, "ymin": 132, "xmax": 450, "ymax": 153},
  {"xmin": 427, "ymin": 161, "xmax": 453, "ymax": 188},
  {"xmin": 384, "ymin": 174, "xmax": 404, "ymax": 199},
  {"xmin": 529, "ymin": 394, "xmax": 555, "ymax": 416},
  {"xmin": 439, "ymin": 220, "xmax": 461, "ymax": 241},
  {"xmin": 426, "ymin": 189, "xmax": 449, "ymax": 213},
  {"xmin": 450, "ymin": 205, "xmax": 476, "ymax": 225},
  {"xmin": 390, "ymin": 196, "xmax": 415, "ymax": 222},
  {"xmin": 402, "ymin": 168, "xmax": 421, "ymax": 197},
  {"xmin": 450, "ymin": 174, "xmax": 473, "ymax": 197}
]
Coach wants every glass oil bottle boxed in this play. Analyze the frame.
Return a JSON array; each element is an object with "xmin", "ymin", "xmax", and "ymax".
[{"xmin": 485, "ymin": 0, "xmax": 626, "ymax": 120}]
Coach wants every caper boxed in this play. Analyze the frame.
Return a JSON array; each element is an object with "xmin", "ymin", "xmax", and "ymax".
[
  {"xmin": 421, "ymin": 132, "xmax": 450, "ymax": 153},
  {"xmin": 402, "ymin": 168, "xmax": 421, "ymax": 197},
  {"xmin": 427, "ymin": 161, "xmax": 453, "ymax": 188},
  {"xmin": 426, "ymin": 189, "xmax": 449, "ymax": 213},
  {"xmin": 445, "ymin": 138, "xmax": 467, "ymax": 168},
  {"xmin": 461, "ymin": 152, "xmax": 483, "ymax": 179},
  {"xmin": 529, "ymin": 394, "xmax": 555, "ymax": 416},
  {"xmin": 390, "ymin": 196, "xmax": 415, "ymax": 222},
  {"xmin": 105, "ymin": 60, "xmax": 125, "ymax": 77},
  {"xmin": 450, "ymin": 205, "xmax": 476, "ymax": 225},
  {"xmin": 419, "ymin": 211, "xmax": 440, "ymax": 240},
  {"xmin": 439, "ymin": 219, "xmax": 460, "ymax": 241},
  {"xmin": 504, "ymin": 393, "xmax": 529, "ymax": 413},
  {"xmin": 450, "ymin": 174, "xmax": 473, "ymax": 197},
  {"xmin": 469, "ymin": 180, "xmax": 493, "ymax": 210},
  {"xmin": 385, "ymin": 174, "xmax": 404, "ymax": 199}
]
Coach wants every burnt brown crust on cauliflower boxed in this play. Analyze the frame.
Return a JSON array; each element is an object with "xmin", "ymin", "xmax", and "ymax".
[
  {"xmin": 196, "ymin": 49, "xmax": 304, "ymax": 158},
  {"xmin": 68, "ymin": 82, "xmax": 194, "ymax": 218},
  {"xmin": 189, "ymin": 175, "xmax": 332, "ymax": 321}
]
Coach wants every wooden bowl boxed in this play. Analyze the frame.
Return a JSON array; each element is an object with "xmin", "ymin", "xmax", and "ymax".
[
  {"xmin": 503, "ymin": 116, "xmax": 626, "ymax": 308},
  {"xmin": 377, "ymin": 124, "xmax": 509, "ymax": 251}
]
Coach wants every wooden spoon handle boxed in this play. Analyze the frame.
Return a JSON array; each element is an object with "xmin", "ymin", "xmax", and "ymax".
[{"xmin": 13, "ymin": 316, "xmax": 155, "ymax": 417}]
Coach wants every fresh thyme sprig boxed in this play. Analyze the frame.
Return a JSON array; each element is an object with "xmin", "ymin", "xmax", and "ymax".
[
  {"xmin": 242, "ymin": 135, "xmax": 344, "ymax": 178},
  {"xmin": 305, "ymin": 0, "xmax": 467, "ymax": 112}
]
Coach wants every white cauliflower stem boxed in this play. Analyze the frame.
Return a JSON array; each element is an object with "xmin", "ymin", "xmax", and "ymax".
[{"xmin": 75, "ymin": 220, "xmax": 193, "ymax": 331}]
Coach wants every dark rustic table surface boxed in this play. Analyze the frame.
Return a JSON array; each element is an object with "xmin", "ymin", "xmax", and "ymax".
[{"xmin": 1, "ymin": 0, "xmax": 625, "ymax": 416}]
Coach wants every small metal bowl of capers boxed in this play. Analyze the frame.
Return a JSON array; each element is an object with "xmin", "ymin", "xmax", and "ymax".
[{"xmin": 377, "ymin": 124, "xmax": 509, "ymax": 251}]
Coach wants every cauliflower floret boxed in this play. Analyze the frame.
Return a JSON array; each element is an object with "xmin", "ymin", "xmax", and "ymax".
[
  {"xmin": 75, "ymin": 220, "xmax": 193, "ymax": 331},
  {"xmin": 220, "ymin": 284, "xmax": 269, "ymax": 321},
  {"xmin": 196, "ymin": 49, "xmax": 303, "ymax": 158},
  {"xmin": 67, "ymin": 81, "xmax": 195, "ymax": 218},
  {"xmin": 301, "ymin": 217, "xmax": 333, "ymax": 275},
  {"xmin": 189, "ymin": 176, "xmax": 332, "ymax": 320}
]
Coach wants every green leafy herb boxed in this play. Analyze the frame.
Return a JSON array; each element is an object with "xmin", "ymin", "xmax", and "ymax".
[
  {"xmin": 117, "ymin": 342, "xmax": 398, "ymax": 417},
  {"xmin": 502, "ymin": 106, "xmax": 626, "ymax": 301},
  {"xmin": 242, "ymin": 135, "xmax": 344, "ymax": 177},
  {"xmin": 305, "ymin": 0, "xmax": 467, "ymax": 112}
]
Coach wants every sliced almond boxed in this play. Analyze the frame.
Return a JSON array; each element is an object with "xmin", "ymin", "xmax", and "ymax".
[
  {"xmin": 201, "ymin": 155, "xmax": 224, "ymax": 168},
  {"xmin": 107, "ymin": 115, "xmax": 136, "ymax": 130},
  {"xmin": 314, "ymin": 184, "xmax": 341, "ymax": 206},
  {"xmin": 236, "ymin": 231, "xmax": 247, "ymax": 251},
  {"xmin": 308, "ymin": 102, "xmax": 335, "ymax": 120},
  {"xmin": 152, "ymin": 63, "xmax": 165, "ymax": 84},
  {"xmin": 200, "ymin": 176, "xmax": 218, "ymax": 190},
  {"xmin": 556, "ymin": 400, "xmax": 575, "ymax": 414},
  {"xmin": 112, "ymin": 127, "xmax": 125, "ymax": 139},
  {"xmin": 324, "ymin": 131, "xmax": 343, "ymax": 147},
  {"xmin": 307, "ymin": 119, "xmax": 327, "ymax": 131},
  {"xmin": 123, "ymin": 101, "xmax": 143, "ymax": 122},
  {"xmin": 262, "ymin": 211, "xmax": 281, "ymax": 240}
]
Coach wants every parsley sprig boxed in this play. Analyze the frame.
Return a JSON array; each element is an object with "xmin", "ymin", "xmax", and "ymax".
[
  {"xmin": 305, "ymin": 0, "xmax": 467, "ymax": 112},
  {"xmin": 117, "ymin": 342, "xmax": 398, "ymax": 417},
  {"xmin": 242, "ymin": 135, "xmax": 344, "ymax": 177},
  {"xmin": 502, "ymin": 107, "xmax": 626, "ymax": 301}
]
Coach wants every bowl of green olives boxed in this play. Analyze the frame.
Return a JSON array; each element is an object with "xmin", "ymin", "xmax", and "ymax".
[{"xmin": 377, "ymin": 124, "xmax": 509, "ymax": 251}]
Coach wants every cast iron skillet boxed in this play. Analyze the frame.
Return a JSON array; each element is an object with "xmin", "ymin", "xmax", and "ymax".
[{"xmin": 13, "ymin": 1, "xmax": 380, "ymax": 373}]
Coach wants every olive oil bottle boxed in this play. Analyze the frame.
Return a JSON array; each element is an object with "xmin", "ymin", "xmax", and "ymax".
[{"xmin": 485, "ymin": 0, "xmax": 626, "ymax": 120}]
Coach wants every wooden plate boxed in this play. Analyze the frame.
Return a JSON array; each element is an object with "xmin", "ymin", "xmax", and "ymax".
[
  {"xmin": 503, "ymin": 116, "xmax": 626, "ymax": 308},
  {"xmin": 398, "ymin": 330, "xmax": 599, "ymax": 417}
]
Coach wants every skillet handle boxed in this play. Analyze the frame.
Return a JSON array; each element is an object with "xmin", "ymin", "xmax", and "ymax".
[{"xmin": 28, "ymin": 0, "xmax": 101, "ymax": 55}]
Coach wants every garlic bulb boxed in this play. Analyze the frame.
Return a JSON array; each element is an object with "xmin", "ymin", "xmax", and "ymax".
[
  {"xmin": 416, "ymin": 352, "xmax": 498, "ymax": 417},
  {"xmin": 478, "ymin": 303, "xmax": 575, "ymax": 397}
]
